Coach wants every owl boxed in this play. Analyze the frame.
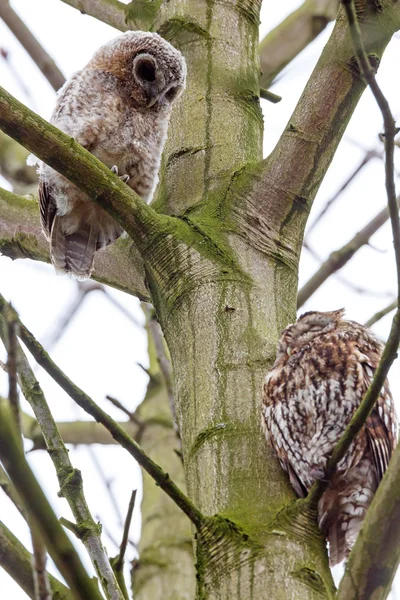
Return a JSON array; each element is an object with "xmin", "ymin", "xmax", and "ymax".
[
  {"xmin": 38, "ymin": 31, "xmax": 186, "ymax": 279},
  {"xmin": 262, "ymin": 309, "xmax": 397, "ymax": 566}
]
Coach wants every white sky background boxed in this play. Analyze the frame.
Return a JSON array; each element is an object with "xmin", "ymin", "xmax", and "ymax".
[{"xmin": 1, "ymin": 1, "xmax": 400, "ymax": 597}]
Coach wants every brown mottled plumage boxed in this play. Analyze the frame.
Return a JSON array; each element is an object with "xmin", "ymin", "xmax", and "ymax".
[
  {"xmin": 262, "ymin": 309, "xmax": 397, "ymax": 566},
  {"xmin": 38, "ymin": 31, "xmax": 186, "ymax": 279}
]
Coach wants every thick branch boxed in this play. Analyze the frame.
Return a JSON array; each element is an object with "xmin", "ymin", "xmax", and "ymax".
[
  {"xmin": 0, "ymin": 521, "xmax": 72, "ymax": 600},
  {"xmin": 0, "ymin": 1, "xmax": 65, "ymax": 91},
  {"xmin": 0, "ymin": 188, "xmax": 149, "ymax": 299},
  {"xmin": 0, "ymin": 295, "xmax": 204, "ymax": 529},
  {"xmin": 298, "ymin": 198, "xmax": 399, "ymax": 307},
  {"xmin": 0, "ymin": 400, "xmax": 103, "ymax": 600},
  {"xmin": 251, "ymin": 1, "xmax": 400, "ymax": 266},
  {"xmin": 59, "ymin": 0, "xmax": 129, "ymax": 31},
  {"xmin": 259, "ymin": 0, "xmax": 340, "ymax": 88}
]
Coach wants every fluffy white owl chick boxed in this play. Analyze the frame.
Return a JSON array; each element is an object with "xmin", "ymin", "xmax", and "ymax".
[{"xmin": 39, "ymin": 31, "xmax": 186, "ymax": 279}]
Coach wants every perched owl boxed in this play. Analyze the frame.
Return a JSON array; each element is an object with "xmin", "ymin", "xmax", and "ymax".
[
  {"xmin": 38, "ymin": 31, "xmax": 186, "ymax": 279},
  {"xmin": 262, "ymin": 309, "xmax": 397, "ymax": 566}
]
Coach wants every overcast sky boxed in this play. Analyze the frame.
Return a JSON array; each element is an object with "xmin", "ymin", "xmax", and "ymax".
[{"xmin": 1, "ymin": 1, "xmax": 400, "ymax": 597}]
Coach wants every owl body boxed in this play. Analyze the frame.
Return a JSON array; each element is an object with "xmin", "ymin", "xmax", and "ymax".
[
  {"xmin": 262, "ymin": 309, "xmax": 397, "ymax": 565},
  {"xmin": 39, "ymin": 32, "xmax": 186, "ymax": 278}
]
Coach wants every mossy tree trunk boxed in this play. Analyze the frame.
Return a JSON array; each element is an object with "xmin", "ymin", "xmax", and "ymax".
[{"xmin": 139, "ymin": 1, "xmax": 400, "ymax": 598}]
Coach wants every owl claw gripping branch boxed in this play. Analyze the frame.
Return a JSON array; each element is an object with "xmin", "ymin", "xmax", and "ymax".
[
  {"xmin": 262, "ymin": 309, "xmax": 397, "ymax": 566},
  {"xmin": 38, "ymin": 32, "xmax": 186, "ymax": 279}
]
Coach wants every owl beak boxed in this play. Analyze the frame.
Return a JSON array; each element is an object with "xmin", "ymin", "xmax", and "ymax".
[
  {"xmin": 145, "ymin": 89, "xmax": 162, "ymax": 108},
  {"xmin": 287, "ymin": 347, "xmax": 292, "ymax": 356}
]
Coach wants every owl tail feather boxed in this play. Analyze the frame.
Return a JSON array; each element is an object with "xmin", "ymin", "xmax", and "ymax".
[{"xmin": 50, "ymin": 216, "xmax": 98, "ymax": 280}]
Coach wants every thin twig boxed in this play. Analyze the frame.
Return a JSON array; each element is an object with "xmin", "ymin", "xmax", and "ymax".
[
  {"xmin": 306, "ymin": 0, "xmax": 400, "ymax": 514},
  {"xmin": 306, "ymin": 148, "xmax": 380, "ymax": 234},
  {"xmin": 0, "ymin": 399, "xmax": 103, "ymax": 600},
  {"xmin": 30, "ymin": 522, "xmax": 52, "ymax": 600},
  {"xmin": 87, "ymin": 445, "xmax": 124, "ymax": 527},
  {"xmin": 0, "ymin": 295, "xmax": 204, "ymax": 529},
  {"xmin": 111, "ymin": 490, "xmax": 138, "ymax": 598},
  {"xmin": 114, "ymin": 490, "xmax": 137, "ymax": 572},
  {"xmin": 4, "ymin": 303, "xmax": 20, "ymax": 429},
  {"xmin": 298, "ymin": 197, "xmax": 400, "ymax": 307},
  {"xmin": 364, "ymin": 300, "xmax": 397, "ymax": 328},
  {"xmin": 0, "ymin": 313, "xmax": 125, "ymax": 600},
  {"xmin": 105, "ymin": 395, "xmax": 145, "ymax": 430},
  {"xmin": 0, "ymin": 0, "xmax": 65, "ymax": 91}
]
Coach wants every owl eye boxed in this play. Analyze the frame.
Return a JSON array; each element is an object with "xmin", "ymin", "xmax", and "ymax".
[
  {"xmin": 165, "ymin": 86, "xmax": 180, "ymax": 102},
  {"xmin": 135, "ymin": 58, "xmax": 156, "ymax": 82}
]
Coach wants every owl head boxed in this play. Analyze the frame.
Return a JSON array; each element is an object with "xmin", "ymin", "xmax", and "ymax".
[
  {"xmin": 276, "ymin": 309, "xmax": 345, "ymax": 359},
  {"xmin": 89, "ymin": 31, "xmax": 186, "ymax": 111}
]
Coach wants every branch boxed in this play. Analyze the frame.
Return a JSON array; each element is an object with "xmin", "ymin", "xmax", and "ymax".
[
  {"xmin": 298, "ymin": 198, "xmax": 399, "ymax": 307},
  {"xmin": 335, "ymin": 1, "xmax": 400, "ymax": 591},
  {"xmin": 0, "ymin": 521, "xmax": 72, "ymax": 600},
  {"xmin": 29, "ymin": 523, "xmax": 52, "ymax": 600},
  {"xmin": 0, "ymin": 319, "xmax": 125, "ymax": 600},
  {"xmin": 21, "ymin": 412, "xmax": 148, "ymax": 447},
  {"xmin": 364, "ymin": 300, "xmax": 397, "ymax": 328},
  {"xmin": 0, "ymin": 130, "xmax": 37, "ymax": 191},
  {"xmin": 0, "ymin": 86, "xmax": 163, "ymax": 245},
  {"xmin": 59, "ymin": 0, "xmax": 130, "ymax": 31},
  {"xmin": 0, "ymin": 188, "xmax": 149, "ymax": 300},
  {"xmin": 259, "ymin": 0, "xmax": 340, "ymax": 88},
  {"xmin": 250, "ymin": 0, "xmax": 400, "ymax": 262},
  {"xmin": 0, "ymin": 399, "xmax": 103, "ymax": 600},
  {"xmin": 306, "ymin": 8, "xmax": 400, "ymax": 583},
  {"xmin": 0, "ymin": 1, "xmax": 65, "ymax": 91},
  {"xmin": 0, "ymin": 295, "xmax": 204, "ymax": 529},
  {"xmin": 111, "ymin": 489, "xmax": 137, "ymax": 598}
]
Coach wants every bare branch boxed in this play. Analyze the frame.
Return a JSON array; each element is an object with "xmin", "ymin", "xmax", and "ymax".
[
  {"xmin": 0, "ymin": 521, "xmax": 72, "ymax": 600},
  {"xmin": 335, "ymin": 1, "xmax": 400, "ymax": 591},
  {"xmin": 0, "ymin": 1, "xmax": 65, "ymax": 91},
  {"xmin": 306, "ymin": 8, "xmax": 400, "ymax": 577},
  {"xmin": 0, "ymin": 318, "xmax": 125, "ymax": 600},
  {"xmin": 306, "ymin": 148, "xmax": 380, "ymax": 235},
  {"xmin": 259, "ymin": 0, "xmax": 340, "ymax": 88},
  {"xmin": 29, "ymin": 524, "xmax": 52, "ymax": 600},
  {"xmin": 0, "ymin": 399, "xmax": 104, "ymax": 600},
  {"xmin": 0, "ymin": 295, "xmax": 205, "ymax": 529},
  {"xmin": 0, "ymin": 188, "xmax": 149, "ymax": 300},
  {"xmin": 111, "ymin": 490, "xmax": 137, "ymax": 598},
  {"xmin": 59, "ymin": 0, "xmax": 129, "ymax": 32},
  {"xmin": 298, "ymin": 198, "xmax": 399, "ymax": 308},
  {"xmin": 364, "ymin": 300, "xmax": 397, "ymax": 328}
]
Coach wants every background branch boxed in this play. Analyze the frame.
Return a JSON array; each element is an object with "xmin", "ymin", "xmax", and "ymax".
[
  {"xmin": 0, "ymin": 320, "xmax": 125, "ymax": 600},
  {"xmin": 298, "ymin": 198, "xmax": 400, "ymax": 307},
  {"xmin": 0, "ymin": 521, "xmax": 72, "ymax": 600},
  {"xmin": 259, "ymin": 0, "xmax": 340, "ymax": 88},
  {"xmin": 0, "ymin": 0, "xmax": 65, "ymax": 91},
  {"xmin": 0, "ymin": 399, "xmax": 103, "ymax": 600},
  {"xmin": 0, "ymin": 188, "xmax": 149, "ymax": 299}
]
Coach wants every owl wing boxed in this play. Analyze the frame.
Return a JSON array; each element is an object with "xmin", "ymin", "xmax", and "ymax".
[
  {"xmin": 39, "ymin": 178, "xmax": 57, "ymax": 240},
  {"xmin": 360, "ymin": 358, "xmax": 396, "ymax": 481}
]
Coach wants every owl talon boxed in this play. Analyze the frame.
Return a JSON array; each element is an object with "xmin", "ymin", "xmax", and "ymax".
[{"xmin": 111, "ymin": 166, "xmax": 130, "ymax": 183}]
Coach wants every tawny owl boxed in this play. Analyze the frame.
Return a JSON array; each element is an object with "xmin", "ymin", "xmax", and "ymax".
[
  {"xmin": 262, "ymin": 309, "xmax": 397, "ymax": 566},
  {"xmin": 38, "ymin": 31, "xmax": 186, "ymax": 279}
]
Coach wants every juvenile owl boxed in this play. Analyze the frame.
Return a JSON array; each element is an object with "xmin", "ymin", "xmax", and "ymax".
[
  {"xmin": 262, "ymin": 309, "xmax": 397, "ymax": 566},
  {"xmin": 38, "ymin": 31, "xmax": 186, "ymax": 279}
]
